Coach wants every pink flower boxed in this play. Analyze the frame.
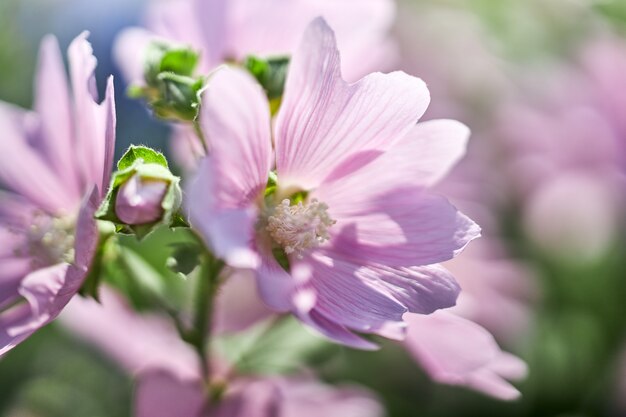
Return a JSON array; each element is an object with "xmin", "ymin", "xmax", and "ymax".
[
  {"xmin": 135, "ymin": 371, "xmax": 384, "ymax": 417},
  {"xmin": 62, "ymin": 288, "xmax": 384, "ymax": 417},
  {"xmin": 404, "ymin": 311, "xmax": 528, "ymax": 401},
  {"xmin": 187, "ymin": 19, "xmax": 480, "ymax": 349},
  {"xmin": 0, "ymin": 33, "xmax": 115, "ymax": 355},
  {"xmin": 115, "ymin": 0, "xmax": 396, "ymax": 85}
]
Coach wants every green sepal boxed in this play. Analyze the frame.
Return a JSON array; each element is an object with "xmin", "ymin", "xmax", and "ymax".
[
  {"xmin": 133, "ymin": 41, "xmax": 204, "ymax": 122},
  {"xmin": 166, "ymin": 242, "xmax": 204, "ymax": 277},
  {"xmin": 272, "ymin": 247, "xmax": 291, "ymax": 272},
  {"xmin": 96, "ymin": 146, "xmax": 185, "ymax": 240},
  {"xmin": 243, "ymin": 55, "xmax": 290, "ymax": 103},
  {"xmin": 117, "ymin": 145, "xmax": 168, "ymax": 170},
  {"xmin": 78, "ymin": 221, "xmax": 116, "ymax": 301}
]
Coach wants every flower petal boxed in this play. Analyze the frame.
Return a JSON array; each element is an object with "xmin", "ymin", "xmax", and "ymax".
[
  {"xmin": 296, "ymin": 308, "xmax": 379, "ymax": 351},
  {"xmin": 135, "ymin": 370, "xmax": 205, "ymax": 417},
  {"xmin": 363, "ymin": 264, "xmax": 460, "ymax": 315},
  {"xmin": 274, "ymin": 18, "xmax": 429, "ymax": 189},
  {"xmin": 188, "ymin": 67, "xmax": 272, "ymax": 268},
  {"xmin": 68, "ymin": 32, "xmax": 117, "ymax": 196},
  {"xmin": 303, "ymin": 252, "xmax": 408, "ymax": 340},
  {"xmin": 33, "ymin": 35, "xmax": 82, "ymax": 199},
  {"xmin": 404, "ymin": 311, "xmax": 527, "ymax": 400},
  {"xmin": 321, "ymin": 188, "xmax": 480, "ymax": 267}
]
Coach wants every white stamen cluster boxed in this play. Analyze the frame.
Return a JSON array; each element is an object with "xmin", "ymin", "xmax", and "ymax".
[
  {"xmin": 16, "ymin": 213, "xmax": 76, "ymax": 268},
  {"xmin": 266, "ymin": 198, "xmax": 336, "ymax": 257}
]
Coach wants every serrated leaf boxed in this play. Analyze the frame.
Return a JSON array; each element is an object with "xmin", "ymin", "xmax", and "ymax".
[{"xmin": 117, "ymin": 145, "xmax": 168, "ymax": 170}]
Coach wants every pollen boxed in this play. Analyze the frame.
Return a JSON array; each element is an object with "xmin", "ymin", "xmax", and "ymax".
[
  {"xmin": 15, "ymin": 212, "xmax": 76, "ymax": 268},
  {"xmin": 266, "ymin": 199, "xmax": 336, "ymax": 257}
]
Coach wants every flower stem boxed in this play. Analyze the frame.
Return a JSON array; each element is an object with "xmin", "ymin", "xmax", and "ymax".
[
  {"xmin": 193, "ymin": 119, "xmax": 209, "ymax": 154},
  {"xmin": 192, "ymin": 251, "xmax": 224, "ymax": 382}
]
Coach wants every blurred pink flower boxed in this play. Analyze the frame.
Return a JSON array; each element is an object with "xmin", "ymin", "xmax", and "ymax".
[
  {"xmin": 136, "ymin": 371, "xmax": 384, "ymax": 417},
  {"xmin": 114, "ymin": 0, "xmax": 396, "ymax": 85},
  {"xmin": 187, "ymin": 19, "xmax": 479, "ymax": 349},
  {"xmin": 497, "ymin": 36, "xmax": 626, "ymax": 261},
  {"xmin": 404, "ymin": 310, "xmax": 527, "ymax": 401},
  {"xmin": 63, "ymin": 288, "xmax": 384, "ymax": 417},
  {"xmin": 0, "ymin": 33, "xmax": 115, "ymax": 355}
]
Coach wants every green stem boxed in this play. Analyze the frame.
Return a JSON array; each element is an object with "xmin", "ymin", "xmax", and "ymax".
[
  {"xmin": 192, "ymin": 252, "xmax": 224, "ymax": 382},
  {"xmin": 193, "ymin": 119, "xmax": 209, "ymax": 154}
]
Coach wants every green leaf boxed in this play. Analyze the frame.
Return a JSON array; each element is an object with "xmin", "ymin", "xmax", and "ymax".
[
  {"xmin": 244, "ymin": 55, "xmax": 290, "ymax": 101},
  {"xmin": 215, "ymin": 317, "xmax": 330, "ymax": 375},
  {"xmin": 117, "ymin": 145, "xmax": 168, "ymax": 170}
]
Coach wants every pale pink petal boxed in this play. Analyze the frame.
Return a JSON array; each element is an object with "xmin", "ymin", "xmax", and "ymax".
[
  {"xmin": 363, "ymin": 264, "xmax": 460, "ymax": 315},
  {"xmin": 61, "ymin": 288, "xmax": 200, "ymax": 379},
  {"xmin": 321, "ymin": 188, "xmax": 480, "ymax": 267},
  {"xmin": 226, "ymin": 0, "xmax": 395, "ymax": 80},
  {"xmin": 0, "ymin": 304, "xmax": 33, "ymax": 356},
  {"xmin": 296, "ymin": 308, "xmax": 379, "ymax": 351},
  {"xmin": 112, "ymin": 27, "xmax": 156, "ymax": 85},
  {"xmin": 33, "ymin": 35, "xmax": 81, "ymax": 199},
  {"xmin": 115, "ymin": 175, "xmax": 168, "ymax": 225},
  {"xmin": 302, "ymin": 252, "xmax": 408, "ymax": 339},
  {"xmin": 0, "ymin": 262, "xmax": 70, "ymax": 356},
  {"xmin": 72, "ymin": 187, "xmax": 100, "ymax": 270},
  {"xmin": 0, "ymin": 102, "xmax": 76, "ymax": 213},
  {"xmin": 255, "ymin": 248, "xmax": 297, "ymax": 312},
  {"xmin": 188, "ymin": 68, "xmax": 272, "ymax": 268},
  {"xmin": 135, "ymin": 370, "xmax": 205, "ymax": 417},
  {"xmin": 274, "ymin": 18, "xmax": 429, "ymax": 189},
  {"xmin": 192, "ymin": 0, "xmax": 228, "ymax": 68},
  {"xmin": 404, "ymin": 311, "xmax": 527, "ymax": 400},
  {"xmin": 0, "ymin": 258, "xmax": 32, "ymax": 308},
  {"xmin": 68, "ymin": 32, "xmax": 117, "ymax": 196},
  {"xmin": 278, "ymin": 377, "xmax": 384, "ymax": 417}
]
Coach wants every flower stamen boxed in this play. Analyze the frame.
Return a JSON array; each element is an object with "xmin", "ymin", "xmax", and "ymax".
[{"xmin": 266, "ymin": 198, "xmax": 335, "ymax": 257}]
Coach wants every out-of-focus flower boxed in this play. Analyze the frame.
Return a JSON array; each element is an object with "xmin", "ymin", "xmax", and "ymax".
[
  {"xmin": 114, "ymin": 0, "xmax": 396, "ymax": 85},
  {"xmin": 62, "ymin": 288, "xmax": 201, "ymax": 379},
  {"xmin": 62, "ymin": 288, "xmax": 384, "ymax": 417},
  {"xmin": 187, "ymin": 19, "xmax": 479, "ymax": 349},
  {"xmin": 136, "ymin": 371, "xmax": 384, "ymax": 417},
  {"xmin": 498, "ymin": 36, "xmax": 626, "ymax": 262},
  {"xmin": 0, "ymin": 33, "xmax": 115, "ymax": 355},
  {"xmin": 404, "ymin": 310, "xmax": 528, "ymax": 401}
]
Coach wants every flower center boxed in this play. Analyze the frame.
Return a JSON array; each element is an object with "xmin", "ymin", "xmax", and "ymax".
[
  {"xmin": 17, "ymin": 212, "xmax": 76, "ymax": 268},
  {"xmin": 266, "ymin": 198, "xmax": 336, "ymax": 257}
]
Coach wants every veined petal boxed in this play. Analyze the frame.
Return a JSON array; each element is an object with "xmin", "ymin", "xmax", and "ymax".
[
  {"xmin": 362, "ymin": 264, "xmax": 460, "ymax": 315},
  {"xmin": 303, "ymin": 252, "xmax": 408, "ymax": 340},
  {"xmin": 188, "ymin": 68, "xmax": 272, "ymax": 268},
  {"xmin": 274, "ymin": 18, "xmax": 429, "ymax": 189},
  {"xmin": 68, "ymin": 32, "xmax": 117, "ymax": 196},
  {"xmin": 34, "ymin": 35, "xmax": 81, "ymax": 199},
  {"xmin": 0, "ymin": 258, "xmax": 32, "ymax": 308},
  {"xmin": 192, "ymin": 0, "xmax": 228, "ymax": 68},
  {"xmin": 296, "ymin": 308, "xmax": 379, "ymax": 351},
  {"xmin": 321, "ymin": 188, "xmax": 480, "ymax": 267},
  {"xmin": 0, "ymin": 103, "xmax": 75, "ymax": 213},
  {"xmin": 322, "ymin": 120, "xmax": 470, "ymax": 194},
  {"xmin": 404, "ymin": 311, "xmax": 527, "ymax": 400}
]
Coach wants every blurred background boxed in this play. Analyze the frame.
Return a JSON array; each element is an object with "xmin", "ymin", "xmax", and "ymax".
[{"xmin": 1, "ymin": 0, "xmax": 625, "ymax": 416}]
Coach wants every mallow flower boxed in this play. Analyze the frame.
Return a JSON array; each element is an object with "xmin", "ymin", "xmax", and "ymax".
[
  {"xmin": 0, "ymin": 33, "xmax": 115, "ymax": 355},
  {"xmin": 187, "ymin": 19, "xmax": 480, "ymax": 349},
  {"xmin": 115, "ymin": 0, "xmax": 396, "ymax": 85}
]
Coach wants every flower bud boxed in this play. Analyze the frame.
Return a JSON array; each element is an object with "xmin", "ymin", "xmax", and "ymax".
[
  {"xmin": 115, "ymin": 174, "xmax": 168, "ymax": 225},
  {"xmin": 97, "ymin": 146, "xmax": 186, "ymax": 239}
]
